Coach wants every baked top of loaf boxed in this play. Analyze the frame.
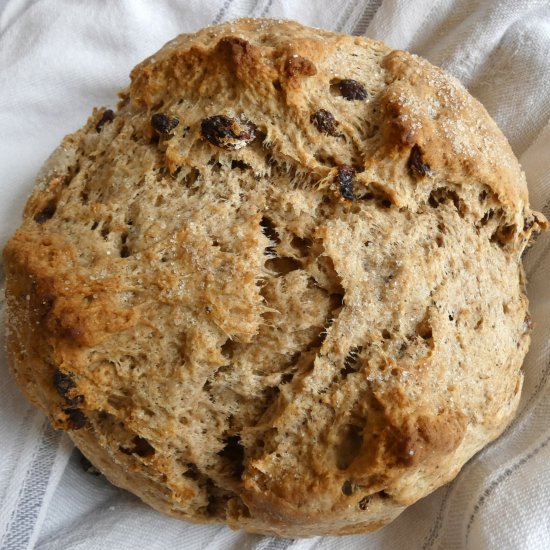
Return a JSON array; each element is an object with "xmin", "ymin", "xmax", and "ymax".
[{"xmin": 3, "ymin": 18, "xmax": 546, "ymax": 537}]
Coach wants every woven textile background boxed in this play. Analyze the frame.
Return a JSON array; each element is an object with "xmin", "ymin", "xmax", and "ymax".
[{"xmin": 1, "ymin": 1, "xmax": 549, "ymax": 548}]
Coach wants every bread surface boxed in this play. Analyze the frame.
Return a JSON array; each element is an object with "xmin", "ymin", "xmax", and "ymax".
[{"xmin": 3, "ymin": 18, "xmax": 546, "ymax": 537}]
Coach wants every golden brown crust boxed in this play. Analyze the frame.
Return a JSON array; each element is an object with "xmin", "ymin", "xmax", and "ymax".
[
  {"xmin": 373, "ymin": 50, "xmax": 530, "ymax": 211},
  {"xmin": 3, "ymin": 18, "xmax": 546, "ymax": 537}
]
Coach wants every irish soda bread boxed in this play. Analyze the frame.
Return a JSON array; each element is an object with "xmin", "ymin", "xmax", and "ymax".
[{"xmin": 3, "ymin": 18, "xmax": 546, "ymax": 537}]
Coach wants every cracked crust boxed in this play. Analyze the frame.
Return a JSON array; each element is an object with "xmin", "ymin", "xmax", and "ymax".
[{"xmin": 3, "ymin": 18, "xmax": 546, "ymax": 537}]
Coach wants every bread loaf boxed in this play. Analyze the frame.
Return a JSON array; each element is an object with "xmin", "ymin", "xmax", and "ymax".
[{"xmin": 3, "ymin": 18, "xmax": 546, "ymax": 537}]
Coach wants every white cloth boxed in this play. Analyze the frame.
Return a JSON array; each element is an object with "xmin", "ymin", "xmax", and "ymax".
[{"xmin": 1, "ymin": 1, "xmax": 550, "ymax": 548}]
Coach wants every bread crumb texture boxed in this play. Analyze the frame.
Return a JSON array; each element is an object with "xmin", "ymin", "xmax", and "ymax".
[{"xmin": 3, "ymin": 18, "xmax": 546, "ymax": 537}]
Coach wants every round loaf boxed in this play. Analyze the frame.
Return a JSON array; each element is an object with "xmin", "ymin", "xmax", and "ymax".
[{"xmin": 3, "ymin": 18, "xmax": 546, "ymax": 537}]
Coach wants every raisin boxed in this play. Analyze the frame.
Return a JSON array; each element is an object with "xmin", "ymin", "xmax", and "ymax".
[
  {"xmin": 338, "ymin": 79, "xmax": 368, "ymax": 101},
  {"xmin": 151, "ymin": 113, "xmax": 180, "ymax": 134},
  {"xmin": 95, "ymin": 109, "xmax": 114, "ymax": 132},
  {"xmin": 342, "ymin": 480, "xmax": 354, "ymax": 496},
  {"xmin": 34, "ymin": 202, "xmax": 57, "ymax": 224},
  {"xmin": 408, "ymin": 144, "xmax": 432, "ymax": 178},
  {"xmin": 53, "ymin": 369, "xmax": 83, "ymax": 405},
  {"xmin": 53, "ymin": 369, "xmax": 75, "ymax": 398},
  {"xmin": 201, "ymin": 115, "xmax": 256, "ymax": 150},
  {"xmin": 64, "ymin": 407, "xmax": 88, "ymax": 430},
  {"xmin": 311, "ymin": 109, "xmax": 339, "ymax": 136},
  {"xmin": 337, "ymin": 165, "xmax": 355, "ymax": 200}
]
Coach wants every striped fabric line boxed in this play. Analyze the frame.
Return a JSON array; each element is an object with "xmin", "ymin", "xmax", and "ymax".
[
  {"xmin": 421, "ymin": 486, "xmax": 454, "ymax": 550},
  {"xmin": 256, "ymin": 537, "xmax": 295, "ymax": 550},
  {"xmin": 464, "ymin": 431, "xmax": 550, "ymax": 545},
  {"xmin": 258, "ymin": 0, "xmax": 275, "ymax": 18},
  {"xmin": 208, "ymin": 0, "xmax": 385, "ymax": 40},
  {"xmin": 212, "ymin": 0, "xmax": 237, "ymax": 25},
  {"xmin": 353, "ymin": 0, "xmax": 384, "ymax": 35},
  {"xmin": 0, "ymin": 415, "xmax": 62, "ymax": 550}
]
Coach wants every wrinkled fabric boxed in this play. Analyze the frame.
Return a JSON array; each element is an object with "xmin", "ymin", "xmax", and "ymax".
[{"xmin": 1, "ymin": 1, "xmax": 549, "ymax": 549}]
